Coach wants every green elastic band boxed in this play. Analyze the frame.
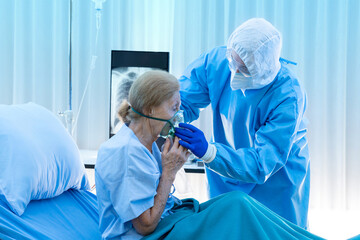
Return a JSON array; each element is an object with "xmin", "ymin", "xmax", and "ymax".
[{"xmin": 131, "ymin": 107, "xmax": 171, "ymax": 124}]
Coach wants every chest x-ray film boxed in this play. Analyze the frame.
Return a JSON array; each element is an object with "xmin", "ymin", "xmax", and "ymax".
[{"xmin": 110, "ymin": 50, "xmax": 169, "ymax": 137}]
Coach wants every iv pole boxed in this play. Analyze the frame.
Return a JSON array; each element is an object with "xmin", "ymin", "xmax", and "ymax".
[
  {"xmin": 59, "ymin": 0, "xmax": 105, "ymax": 137},
  {"xmin": 58, "ymin": 0, "xmax": 74, "ymax": 135}
]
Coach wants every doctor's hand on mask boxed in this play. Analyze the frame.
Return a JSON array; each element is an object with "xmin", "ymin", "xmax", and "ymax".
[
  {"xmin": 161, "ymin": 137, "xmax": 190, "ymax": 178},
  {"xmin": 175, "ymin": 123, "xmax": 208, "ymax": 158}
]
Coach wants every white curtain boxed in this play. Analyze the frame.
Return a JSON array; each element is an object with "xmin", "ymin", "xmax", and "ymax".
[
  {"xmin": 0, "ymin": 0, "xmax": 69, "ymax": 113},
  {"xmin": 1, "ymin": 0, "xmax": 360, "ymax": 212}
]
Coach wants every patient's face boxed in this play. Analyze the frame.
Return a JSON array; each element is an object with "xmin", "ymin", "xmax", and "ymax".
[{"xmin": 150, "ymin": 92, "xmax": 181, "ymax": 137}]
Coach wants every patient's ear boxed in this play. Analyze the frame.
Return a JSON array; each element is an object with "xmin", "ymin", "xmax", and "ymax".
[{"xmin": 146, "ymin": 107, "xmax": 154, "ymax": 116}]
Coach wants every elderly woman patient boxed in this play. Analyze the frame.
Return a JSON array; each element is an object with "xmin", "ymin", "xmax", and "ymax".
[{"xmin": 95, "ymin": 71, "xmax": 322, "ymax": 240}]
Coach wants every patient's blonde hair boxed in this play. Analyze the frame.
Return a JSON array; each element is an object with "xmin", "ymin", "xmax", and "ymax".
[{"xmin": 118, "ymin": 70, "xmax": 180, "ymax": 124}]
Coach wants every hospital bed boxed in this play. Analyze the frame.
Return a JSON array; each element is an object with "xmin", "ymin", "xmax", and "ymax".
[
  {"xmin": 0, "ymin": 189, "xmax": 100, "ymax": 239},
  {"xmin": 2, "ymin": 103, "xmax": 358, "ymax": 240},
  {"xmin": 0, "ymin": 103, "xmax": 101, "ymax": 239}
]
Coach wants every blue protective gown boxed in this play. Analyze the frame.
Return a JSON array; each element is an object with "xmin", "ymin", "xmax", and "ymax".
[
  {"xmin": 179, "ymin": 46, "xmax": 310, "ymax": 228},
  {"xmin": 95, "ymin": 124, "xmax": 179, "ymax": 240}
]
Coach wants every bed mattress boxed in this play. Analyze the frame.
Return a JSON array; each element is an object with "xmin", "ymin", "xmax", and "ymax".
[{"xmin": 0, "ymin": 189, "xmax": 101, "ymax": 240}]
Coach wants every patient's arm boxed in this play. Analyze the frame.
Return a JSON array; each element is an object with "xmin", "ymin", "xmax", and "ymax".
[
  {"xmin": 132, "ymin": 172, "xmax": 175, "ymax": 235},
  {"xmin": 132, "ymin": 137, "xmax": 189, "ymax": 236}
]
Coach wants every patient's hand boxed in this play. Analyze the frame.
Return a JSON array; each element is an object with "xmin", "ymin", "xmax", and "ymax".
[{"xmin": 161, "ymin": 137, "xmax": 190, "ymax": 178}]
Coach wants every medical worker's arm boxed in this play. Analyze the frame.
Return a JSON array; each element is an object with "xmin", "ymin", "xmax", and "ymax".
[
  {"xmin": 179, "ymin": 53, "xmax": 211, "ymax": 122},
  {"xmin": 132, "ymin": 137, "xmax": 189, "ymax": 236},
  {"xmin": 207, "ymin": 96, "xmax": 304, "ymax": 184}
]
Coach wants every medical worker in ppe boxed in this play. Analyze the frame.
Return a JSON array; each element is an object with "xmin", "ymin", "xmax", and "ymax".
[
  {"xmin": 175, "ymin": 18, "xmax": 310, "ymax": 228},
  {"xmin": 95, "ymin": 70, "xmax": 323, "ymax": 240}
]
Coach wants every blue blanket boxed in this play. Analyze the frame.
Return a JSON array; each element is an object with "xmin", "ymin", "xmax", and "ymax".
[{"xmin": 143, "ymin": 191, "xmax": 324, "ymax": 240}]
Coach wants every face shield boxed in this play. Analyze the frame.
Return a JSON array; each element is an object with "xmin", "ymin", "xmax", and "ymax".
[
  {"xmin": 226, "ymin": 50, "xmax": 251, "ymax": 77},
  {"xmin": 131, "ymin": 108, "xmax": 184, "ymax": 138}
]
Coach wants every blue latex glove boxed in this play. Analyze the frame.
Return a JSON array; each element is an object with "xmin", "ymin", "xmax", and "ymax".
[{"xmin": 175, "ymin": 123, "xmax": 208, "ymax": 158}]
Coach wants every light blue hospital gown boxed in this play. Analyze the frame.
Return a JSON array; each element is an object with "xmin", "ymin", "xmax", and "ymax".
[
  {"xmin": 95, "ymin": 124, "xmax": 179, "ymax": 239},
  {"xmin": 179, "ymin": 46, "xmax": 310, "ymax": 228}
]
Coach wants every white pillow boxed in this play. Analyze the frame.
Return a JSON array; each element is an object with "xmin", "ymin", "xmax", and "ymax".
[{"xmin": 0, "ymin": 102, "xmax": 90, "ymax": 216}]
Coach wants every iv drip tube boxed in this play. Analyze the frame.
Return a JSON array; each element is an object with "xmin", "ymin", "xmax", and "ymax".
[{"xmin": 71, "ymin": 0, "xmax": 105, "ymax": 136}]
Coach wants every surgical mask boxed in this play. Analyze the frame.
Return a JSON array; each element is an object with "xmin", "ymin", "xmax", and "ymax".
[
  {"xmin": 131, "ymin": 108, "xmax": 184, "ymax": 138},
  {"xmin": 230, "ymin": 71, "xmax": 254, "ymax": 91},
  {"xmin": 230, "ymin": 69, "xmax": 273, "ymax": 93}
]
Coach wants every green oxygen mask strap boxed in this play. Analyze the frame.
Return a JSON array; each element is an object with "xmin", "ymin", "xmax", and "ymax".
[{"xmin": 131, "ymin": 107, "xmax": 173, "ymax": 125}]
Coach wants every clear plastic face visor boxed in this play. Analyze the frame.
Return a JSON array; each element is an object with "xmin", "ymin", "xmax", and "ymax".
[{"xmin": 226, "ymin": 49, "xmax": 251, "ymax": 77}]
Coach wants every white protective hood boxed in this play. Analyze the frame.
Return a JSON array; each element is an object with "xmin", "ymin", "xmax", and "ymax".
[{"xmin": 227, "ymin": 18, "xmax": 282, "ymax": 88}]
